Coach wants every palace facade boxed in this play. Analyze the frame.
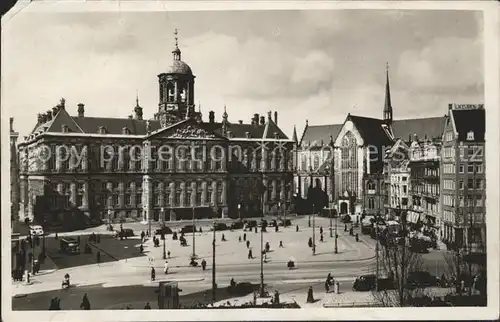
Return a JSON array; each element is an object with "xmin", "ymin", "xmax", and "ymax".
[{"xmin": 17, "ymin": 32, "xmax": 294, "ymax": 227}]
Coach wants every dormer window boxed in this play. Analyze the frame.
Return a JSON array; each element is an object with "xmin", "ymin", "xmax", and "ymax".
[
  {"xmin": 98, "ymin": 126, "xmax": 107, "ymax": 134},
  {"xmin": 245, "ymin": 132, "xmax": 251, "ymax": 139},
  {"xmin": 61, "ymin": 124, "xmax": 69, "ymax": 133},
  {"xmin": 122, "ymin": 127, "xmax": 130, "ymax": 135},
  {"xmin": 466, "ymin": 131, "xmax": 475, "ymax": 141}
]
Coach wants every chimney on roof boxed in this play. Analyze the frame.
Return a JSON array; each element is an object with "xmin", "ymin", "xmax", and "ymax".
[
  {"xmin": 238, "ymin": 120, "xmax": 243, "ymax": 124},
  {"xmin": 260, "ymin": 116, "xmax": 265, "ymax": 125},
  {"xmin": 252, "ymin": 113, "xmax": 259, "ymax": 126},
  {"xmin": 60, "ymin": 98, "xmax": 66, "ymax": 109},
  {"xmin": 448, "ymin": 103, "xmax": 453, "ymax": 110},
  {"xmin": 52, "ymin": 106, "xmax": 58, "ymax": 116},
  {"xmin": 209, "ymin": 111, "xmax": 215, "ymax": 123},
  {"xmin": 77, "ymin": 103, "xmax": 85, "ymax": 117},
  {"xmin": 46, "ymin": 110, "xmax": 52, "ymax": 121},
  {"xmin": 245, "ymin": 131, "xmax": 251, "ymax": 138},
  {"xmin": 274, "ymin": 111, "xmax": 278, "ymax": 125},
  {"xmin": 37, "ymin": 113, "xmax": 43, "ymax": 124},
  {"xmin": 267, "ymin": 111, "xmax": 272, "ymax": 121}
]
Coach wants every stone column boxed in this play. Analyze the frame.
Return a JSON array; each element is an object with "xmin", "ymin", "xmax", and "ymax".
[
  {"xmin": 202, "ymin": 181, "xmax": 208, "ymax": 205},
  {"xmin": 143, "ymin": 176, "xmax": 151, "ymax": 221},
  {"xmin": 280, "ymin": 179, "xmax": 286, "ymax": 201},
  {"xmin": 159, "ymin": 182, "xmax": 165, "ymax": 207},
  {"xmin": 271, "ymin": 179, "xmax": 277, "ymax": 201},
  {"xmin": 55, "ymin": 145, "xmax": 61, "ymax": 172},
  {"xmin": 118, "ymin": 181, "xmax": 125, "ymax": 209},
  {"xmin": 263, "ymin": 178, "xmax": 269, "ymax": 209},
  {"xmin": 271, "ymin": 151, "xmax": 276, "ymax": 171},
  {"xmin": 261, "ymin": 146, "xmax": 267, "ymax": 171},
  {"xmin": 131, "ymin": 181, "xmax": 136, "ymax": 207},
  {"xmin": 280, "ymin": 150, "xmax": 286, "ymax": 171},
  {"xmin": 82, "ymin": 145, "xmax": 88, "ymax": 172},
  {"xmin": 70, "ymin": 182, "xmax": 77, "ymax": 206},
  {"xmin": 190, "ymin": 182, "xmax": 197, "ymax": 207},
  {"xmin": 118, "ymin": 145, "xmax": 124, "ymax": 171},
  {"xmin": 83, "ymin": 182, "xmax": 89, "ymax": 209},
  {"xmin": 106, "ymin": 182, "xmax": 113, "ymax": 210},
  {"xmin": 221, "ymin": 180, "xmax": 227, "ymax": 206},
  {"xmin": 180, "ymin": 181, "xmax": 186, "ymax": 207},
  {"xmin": 106, "ymin": 147, "xmax": 113, "ymax": 172},
  {"xmin": 251, "ymin": 151, "xmax": 257, "ymax": 171},
  {"xmin": 169, "ymin": 182, "xmax": 175, "ymax": 207},
  {"xmin": 221, "ymin": 147, "xmax": 227, "ymax": 171},
  {"xmin": 211, "ymin": 181, "xmax": 217, "ymax": 206},
  {"xmin": 143, "ymin": 141, "xmax": 151, "ymax": 173}
]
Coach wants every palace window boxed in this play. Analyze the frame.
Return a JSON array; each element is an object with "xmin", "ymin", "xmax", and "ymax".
[
  {"xmin": 125, "ymin": 194, "xmax": 131, "ymax": 206},
  {"xmin": 368, "ymin": 198, "xmax": 375, "ymax": 209},
  {"xmin": 459, "ymin": 181, "xmax": 464, "ymax": 190},
  {"xmin": 475, "ymin": 179, "xmax": 482, "ymax": 190},
  {"xmin": 459, "ymin": 164, "xmax": 464, "ymax": 173},
  {"xmin": 468, "ymin": 179, "xmax": 474, "ymax": 189}
]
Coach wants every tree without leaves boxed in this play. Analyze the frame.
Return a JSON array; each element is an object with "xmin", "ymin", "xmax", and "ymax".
[{"xmin": 373, "ymin": 213, "xmax": 427, "ymax": 307}]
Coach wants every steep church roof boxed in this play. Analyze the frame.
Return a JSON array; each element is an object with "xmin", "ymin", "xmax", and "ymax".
[{"xmin": 391, "ymin": 117, "xmax": 447, "ymax": 142}]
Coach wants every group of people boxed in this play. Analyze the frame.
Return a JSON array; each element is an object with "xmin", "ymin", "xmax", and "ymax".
[{"xmin": 48, "ymin": 293, "xmax": 90, "ymax": 310}]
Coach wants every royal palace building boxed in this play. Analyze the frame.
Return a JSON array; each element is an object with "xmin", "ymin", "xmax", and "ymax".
[{"xmin": 17, "ymin": 32, "xmax": 294, "ymax": 227}]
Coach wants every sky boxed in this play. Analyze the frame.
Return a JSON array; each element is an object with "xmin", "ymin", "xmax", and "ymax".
[{"xmin": 2, "ymin": 9, "xmax": 484, "ymax": 140}]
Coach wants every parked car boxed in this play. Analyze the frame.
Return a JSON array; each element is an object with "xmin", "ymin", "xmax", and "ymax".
[
  {"xmin": 155, "ymin": 226, "xmax": 173, "ymax": 235},
  {"xmin": 115, "ymin": 228, "xmax": 135, "ymax": 239},
  {"xmin": 210, "ymin": 223, "xmax": 229, "ymax": 231},
  {"xmin": 29, "ymin": 225, "xmax": 44, "ymax": 236},
  {"xmin": 352, "ymin": 274, "xmax": 395, "ymax": 291},
  {"xmin": 407, "ymin": 271, "xmax": 438, "ymax": 289},
  {"xmin": 60, "ymin": 238, "xmax": 80, "ymax": 254},
  {"xmin": 230, "ymin": 221, "xmax": 244, "ymax": 230},
  {"xmin": 341, "ymin": 214, "xmax": 351, "ymax": 223},
  {"xmin": 181, "ymin": 225, "xmax": 196, "ymax": 234},
  {"xmin": 278, "ymin": 219, "xmax": 292, "ymax": 227},
  {"xmin": 243, "ymin": 220, "xmax": 257, "ymax": 230}
]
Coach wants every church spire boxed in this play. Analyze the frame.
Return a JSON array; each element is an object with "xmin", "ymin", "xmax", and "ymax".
[
  {"xmin": 292, "ymin": 125, "xmax": 298, "ymax": 143},
  {"xmin": 134, "ymin": 92, "xmax": 143, "ymax": 120},
  {"xmin": 383, "ymin": 62, "xmax": 393, "ymax": 125},
  {"xmin": 172, "ymin": 28, "xmax": 181, "ymax": 61}
]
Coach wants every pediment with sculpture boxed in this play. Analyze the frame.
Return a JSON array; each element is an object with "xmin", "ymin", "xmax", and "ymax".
[{"xmin": 148, "ymin": 120, "xmax": 224, "ymax": 140}]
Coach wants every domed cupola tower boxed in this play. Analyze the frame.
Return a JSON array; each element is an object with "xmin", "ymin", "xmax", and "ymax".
[{"xmin": 156, "ymin": 29, "xmax": 197, "ymax": 127}]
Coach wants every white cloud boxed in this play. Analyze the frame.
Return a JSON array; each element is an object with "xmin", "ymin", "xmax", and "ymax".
[{"xmin": 397, "ymin": 37, "xmax": 483, "ymax": 90}]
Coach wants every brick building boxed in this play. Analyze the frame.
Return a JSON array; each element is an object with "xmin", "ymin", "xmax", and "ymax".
[
  {"xmin": 17, "ymin": 31, "xmax": 294, "ymax": 227},
  {"xmin": 440, "ymin": 103, "xmax": 485, "ymax": 250}
]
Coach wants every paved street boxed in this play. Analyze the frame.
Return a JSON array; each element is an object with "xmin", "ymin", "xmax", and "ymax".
[{"xmin": 11, "ymin": 216, "xmax": 454, "ymax": 309}]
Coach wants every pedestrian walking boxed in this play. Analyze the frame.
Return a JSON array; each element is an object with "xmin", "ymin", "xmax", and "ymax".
[
  {"xmin": 355, "ymin": 233, "xmax": 359, "ymax": 242},
  {"xmin": 320, "ymin": 226, "xmax": 323, "ymax": 235},
  {"xmin": 49, "ymin": 297, "xmax": 57, "ymax": 310},
  {"xmin": 243, "ymin": 233, "xmax": 247, "ymax": 241},
  {"xmin": 144, "ymin": 302, "xmax": 151, "ymax": 309},
  {"xmin": 320, "ymin": 234, "xmax": 324, "ymax": 242},
  {"xmin": 308, "ymin": 237, "xmax": 313, "ymax": 248},
  {"xmin": 141, "ymin": 231, "xmax": 145, "ymax": 241},
  {"xmin": 167, "ymin": 250, "xmax": 171, "ymax": 258},
  {"xmin": 246, "ymin": 240, "xmax": 250, "ymax": 249},
  {"xmin": 221, "ymin": 234, "xmax": 226, "ymax": 241},
  {"xmin": 164, "ymin": 261, "xmax": 169, "ymax": 274},
  {"xmin": 344, "ymin": 224, "xmax": 347, "ymax": 232},
  {"xmin": 248, "ymin": 249, "xmax": 253, "ymax": 259},
  {"xmin": 275, "ymin": 225, "xmax": 278, "ymax": 233},
  {"xmin": 140, "ymin": 244, "xmax": 144, "ymax": 254},
  {"xmin": 306, "ymin": 286, "xmax": 314, "ymax": 303},
  {"xmin": 238, "ymin": 236, "xmax": 241, "ymax": 242},
  {"xmin": 296, "ymin": 225, "xmax": 299, "ymax": 232},
  {"xmin": 80, "ymin": 293, "xmax": 91, "ymax": 310},
  {"xmin": 254, "ymin": 226, "xmax": 258, "ymax": 233},
  {"xmin": 279, "ymin": 241, "xmax": 284, "ymax": 248},
  {"xmin": 55, "ymin": 232, "xmax": 58, "ymax": 240},
  {"xmin": 151, "ymin": 266, "xmax": 156, "ymax": 281},
  {"xmin": 349, "ymin": 227, "xmax": 354, "ymax": 236}
]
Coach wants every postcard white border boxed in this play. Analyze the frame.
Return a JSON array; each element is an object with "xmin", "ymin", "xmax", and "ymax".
[{"xmin": 1, "ymin": 1, "xmax": 499, "ymax": 321}]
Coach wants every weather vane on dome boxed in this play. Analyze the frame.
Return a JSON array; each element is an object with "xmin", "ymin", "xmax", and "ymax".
[{"xmin": 174, "ymin": 28, "xmax": 179, "ymax": 48}]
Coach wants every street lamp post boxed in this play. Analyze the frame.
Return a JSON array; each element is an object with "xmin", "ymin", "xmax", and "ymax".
[
  {"xmin": 212, "ymin": 220, "xmax": 216, "ymax": 301},
  {"xmin": 334, "ymin": 208, "xmax": 338, "ymax": 254},
  {"xmin": 260, "ymin": 177, "xmax": 265, "ymax": 297},
  {"xmin": 161, "ymin": 207, "xmax": 166, "ymax": 260},
  {"xmin": 192, "ymin": 206, "xmax": 196, "ymax": 259},
  {"xmin": 312, "ymin": 203, "xmax": 316, "ymax": 255},
  {"xmin": 238, "ymin": 203, "xmax": 241, "ymax": 221},
  {"xmin": 107, "ymin": 209, "xmax": 112, "ymax": 230}
]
